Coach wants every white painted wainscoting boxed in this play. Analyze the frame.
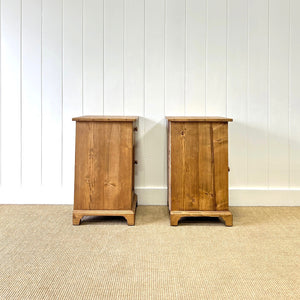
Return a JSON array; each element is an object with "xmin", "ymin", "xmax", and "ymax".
[{"xmin": 0, "ymin": 0, "xmax": 299, "ymax": 205}]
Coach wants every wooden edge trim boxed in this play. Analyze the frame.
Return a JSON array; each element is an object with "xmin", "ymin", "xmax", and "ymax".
[
  {"xmin": 131, "ymin": 193, "xmax": 137, "ymax": 212},
  {"xmin": 73, "ymin": 194, "xmax": 137, "ymax": 218},
  {"xmin": 170, "ymin": 210, "xmax": 233, "ymax": 226},
  {"xmin": 170, "ymin": 210, "xmax": 232, "ymax": 217},
  {"xmin": 72, "ymin": 116, "xmax": 139, "ymax": 122},
  {"xmin": 165, "ymin": 116, "xmax": 233, "ymax": 122},
  {"xmin": 73, "ymin": 209, "xmax": 135, "ymax": 217}
]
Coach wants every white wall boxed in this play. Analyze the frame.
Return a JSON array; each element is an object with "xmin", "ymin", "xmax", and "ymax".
[{"xmin": 0, "ymin": 0, "xmax": 299, "ymax": 206}]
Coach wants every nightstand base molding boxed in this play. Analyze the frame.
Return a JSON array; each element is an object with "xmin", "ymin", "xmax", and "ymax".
[
  {"xmin": 170, "ymin": 210, "xmax": 233, "ymax": 226},
  {"xmin": 73, "ymin": 194, "xmax": 137, "ymax": 226}
]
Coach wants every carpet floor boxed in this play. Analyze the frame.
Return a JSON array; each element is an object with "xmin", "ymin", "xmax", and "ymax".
[{"xmin": 0, "ymin": 205, "xmax": 299, "ymax": 299}]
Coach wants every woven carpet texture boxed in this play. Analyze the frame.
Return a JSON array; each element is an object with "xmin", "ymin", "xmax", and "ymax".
[{"xmin": 0, "ymin": 205, "xmax": 299, "ymax": 299}]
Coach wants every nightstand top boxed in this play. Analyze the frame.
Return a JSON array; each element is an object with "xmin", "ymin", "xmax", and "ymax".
[
  {"xmin": 73, "ymin": 115, "xmax": 138, "ymax": 122},
  {"xmin": 166, "ymin": 116, "xmax": 233, "ymax": 122}
]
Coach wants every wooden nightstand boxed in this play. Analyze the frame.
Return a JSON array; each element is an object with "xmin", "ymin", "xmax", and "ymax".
[
  {"xmin": 166, "ymin": 116, "xmax": 233, "ymax": 226},
  {"xmin": 72, "ymin": 116, "xmax": 138, "ymax": 225}
]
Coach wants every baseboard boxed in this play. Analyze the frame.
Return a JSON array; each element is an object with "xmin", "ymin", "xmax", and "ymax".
[
  {"xmin": 229, "ymin": 188, "xmax": 300, "ymax": 206},
  {"xmin": 136, "ymin": 187, "xmax": 300, "ymax": 206},
  {"xmin": 135, "ymin": 187, "xmax": 168, "ymax": 205},
  {"xmin": 0, "ymin": 186, "xmax": 299, "ymax": 206}
]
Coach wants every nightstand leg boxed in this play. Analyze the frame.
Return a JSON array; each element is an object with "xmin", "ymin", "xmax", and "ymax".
[
  {"xmin": 170, "ymin": 215, "xmax": 180, "ymax": 226},
  {"xmin": 124, "ymin": 214, "xmax": 135, "ymax": 226},
  {"xmin": 221, "ymin": 214, "xmax": 233, "ymax": 227},
  {"xmin": 73, "ymin": 213, "xmax": 82, "ymax": 225}
]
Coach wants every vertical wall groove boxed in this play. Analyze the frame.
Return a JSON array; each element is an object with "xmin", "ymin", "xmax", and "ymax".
[
  {"xmin": 81, "ymin": 0, "xmax": 84, "ymax": 115},
  {"xmin": 288, "ymin": 0, "xmax": 291, "ymax": 188},
  {"xmin": 0, "ymin": 0, "xmax": 2, "ymax": 184},
  {"xmin": 163, "ymin": 0, "xmax": 166, "ymax": 116},
  {"xmin": 20, "ymin": 0, "xmax": 23, "ymax": 185},
  {"xmin": 267, "ymin": 0, "xmax": 270, "ymax": 189},
  {"xmin": 61, "ymin": 0, "xmax": 64, "ymax": 186},
  {"xmin": 246, "ymin": 0, "xmax": 249, "ymax": 186},
  {"xmin": 122, "ymin": 0, "xmax": 125, "ymax": 115},
  {"xmin": 102, "ymin": 0, "xmax": 105, "ymax": 115},
  {"xmin": 40, "ymin": 0, "xmax": 43, "ymax": 184},
  {"xmin": 143, "ymin": 0, "xmax": 146, "ymax": 117},
  {"xmin": 204, "ymin": 0, "xmax": 207, "ymax": 116},
  {"xmin": 184, "ymin": 0, "xmax": 186, "ymax": 116},
  {"xmin": 225, "ymin": 0, "xmax": 228, "ymax": 117}
]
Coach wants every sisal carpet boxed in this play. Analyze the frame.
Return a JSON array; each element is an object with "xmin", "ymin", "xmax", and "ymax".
[{"xmin": 0, "ymin": 205, "xmax": 299, "ymax": 299}]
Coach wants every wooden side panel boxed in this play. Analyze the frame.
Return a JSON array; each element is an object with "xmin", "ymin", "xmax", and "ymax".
[
  {"xmin": 74, "ymin": 122, "xmax": 100, "ymax": 210},
  {"xmin": 184, "ymin": 123, "xmax": 200, "ymax": 211},
  {"xmin": 170, "ymin": 122, "xmax": 216, "ymax": 211},
  {"xmin": 170, "ymin": 122, "xmax": 185, "ymax": 211},
  {"xmin": 74, "ymin": 122, "xmax": 133, "ymax": 210},
  {"xmin": 212, "ymin": 123, "xmax": 228, "ymax": 210},
  {"xmin": 167, "ymin": 122, "xmax": 171, "ymax": 208},
  {"xmin": 114, "ymin": 122, "xmax": 133, "ymax": 209},
  {"xmin": 198, "ymin": 123, "xmax": 214, "ymax": 210}
]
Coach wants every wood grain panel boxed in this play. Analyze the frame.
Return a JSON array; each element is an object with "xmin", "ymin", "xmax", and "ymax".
[
  {"xmin": 170, "ymin": 122, "xmax": 185, "ymax": 210},
  {"xmin": 183, "ymin": 123, "xmax": 199, "ymax": 211},
  {"xmin": 212, "ymin": 123, "xmax": 228, "ymax": 210},
  {"xmin": 168, "ymin": 120, "xmax": 230, "ymax": 216},
  {"xmin": 74, "ymin": 122, "xmax": 133, "ymax": 210},
  {"xmin": 198, "ymin": 123, "xmax": 215, "ymax": 210}
]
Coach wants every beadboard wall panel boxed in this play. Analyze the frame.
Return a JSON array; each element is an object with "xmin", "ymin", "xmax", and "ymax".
[
  {"xmin": 165, "ymin": 0, "xmax": 185, "ymax": 116},
  {"xmin": 206, "ymin": 0, "xmax": 227, "ymax": 116},
  {"xmin": 290, "ymin": 0, "xmax": 300, "ymax": 188},
  {"xmin": 1, "ymin": 0, "xmax": 22, "ymax": 186},
  {"xmin": 124, "ymin": 0, "xmax": 145, "ymax": 188},
  {"xmin": 83, "ymin": 0, "xmax": 103, "ymax": 115},
  {"xmin": 269, "ymin": 0, "xmax": 289, "ymax": 188},
  {"xmin": 22, "ymin": 0, "xmax": 42, "ymax": 186},
  {"xmin": 41, "ymin": 0, "xmax": 63, "ymax": 186},
  {"xmin": 103, "ymin": 0, "xmax": 123, "ymax": 115},
  {"xmin": 62, "ymin": 0, "xmax": 83, "ymax": 187},
  {"xmin": 185, "ymin": 0, "xmax": 206, "ymax": 116},
  {"xmin": 144, "ymin": 0, "xmax": 166, "ymax": 188},
  {"xmin": 227, "ymin": 0, "xmax": 248, "ymax": 187},
  {"xmin": 247, "ymin": 0, "xmax": 269, "ymax": 187},
  {"xmin": 0, "ymin": 0, "xmax": 299, "ymax": 205}
]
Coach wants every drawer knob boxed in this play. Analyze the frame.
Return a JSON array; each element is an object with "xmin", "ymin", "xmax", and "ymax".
[{"xmin": 134, "ymin": 127, "xmax": 138, "ymax": 132}]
